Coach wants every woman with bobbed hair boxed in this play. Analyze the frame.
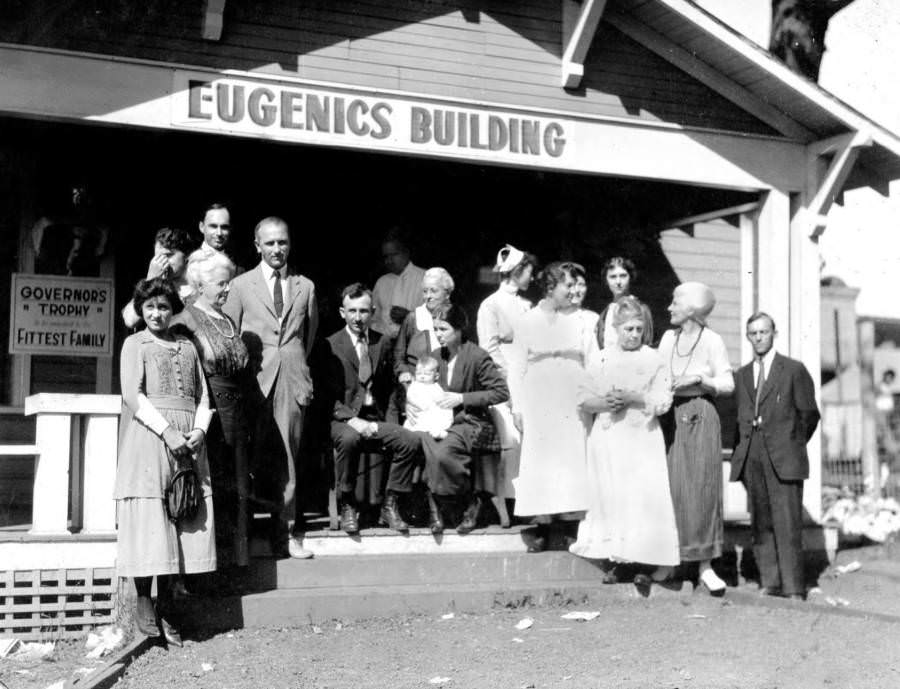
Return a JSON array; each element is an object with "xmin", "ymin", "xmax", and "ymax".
[
  {"xmin": 596, "ymin": 256, "xmax": 654, "ymax": 349},
  {"xmin": 476, "ymin": 245, "xmax": 536, "ymax": 524},
  {"xmin": 175, "ymin": 249, "xmax": 252, "ymax": 568},
  {"xmin": 417, "ymin": 303, "xmax": 510, "ymax": 535},
  {"xmin": 115, "ymin": 277, "xmax": 215, "ymax": 645},
  {"xmin": 394, "ymin": 267, "xmax": 455, "ymax": 396},
  {"xmin": 657, "ymin": 281, "xmax": 734, "ymax": 594},
  {"xmin": 508, "ymin": 261, "xmax": 599, "ymax": 551}
]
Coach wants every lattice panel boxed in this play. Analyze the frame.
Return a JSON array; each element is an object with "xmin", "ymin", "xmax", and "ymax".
[{"xmin": 0, "ymin": 567, "xmax": 115, "ymax": 640}]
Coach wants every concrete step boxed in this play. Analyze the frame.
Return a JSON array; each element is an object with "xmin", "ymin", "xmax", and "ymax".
[
  {"xmin": 245, "ymin": 551, "xmax": 611, "ymax": 590},
  {"xmin": 182, "ymin": 575, "xmax": 694, "ymax": 631}
]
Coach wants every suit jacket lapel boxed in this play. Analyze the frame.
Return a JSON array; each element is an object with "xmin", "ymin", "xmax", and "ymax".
[
  {"xmin": 741, "ymin": 362, "xmax": 756, "ymax": 406},
  {"xmin": 337, "ymin": 329, "xmax": 359, "ymax": 371},
  {"xmin": 279, "ymin": 271, "xmax": 299, "ymax": 321},
  {"xmin": 758, "ymin": 353, "xmax": 783, "ymax": 405},
  {"xmin": 251, "ymin": 264, "xmax": 277, "ymax": 319}
]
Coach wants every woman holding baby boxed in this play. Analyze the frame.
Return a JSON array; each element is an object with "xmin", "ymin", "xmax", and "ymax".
[{"xmin": 417, "ymin": 304, "xmax": 509, "ymax": 535}]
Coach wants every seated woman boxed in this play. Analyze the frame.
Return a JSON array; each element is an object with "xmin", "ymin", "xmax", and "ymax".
[
  {"xmin": 114, "ymin": 277, "xmax": 215, "ymax": 646},
  {"xmin": 570, "ymin": 296, "xmax": 679, "ymax": 585},
  {"xmin": 417, "ymin": 304, "xmax": 510, "ymax": 534}
]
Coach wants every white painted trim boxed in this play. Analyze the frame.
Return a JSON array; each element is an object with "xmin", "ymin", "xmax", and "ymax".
[
  {"xmin": 803, "ymin": 132, "xmax": 872, "ymax": 238},
  {"xmin": 0, "ymin": 41, "xmax": 801, "ymax": 144},
  {"xmin": 0, "ymin": 444, "xmax": 38, "ymax": 456},
  {"xmin": 561, "ymin": 0, "xmax": 609, "ymax": 89},
  {"xmin": 0, "ymin": 540, "xmax": 116, "ymax": 570},
  {"xmin": 663, "ymin": 201, "xmax": 759, "ymax": 229},
  {"xmin": 24, "ymin": 393, "xmax": 122, "ymax": 416},
  {"xmin": 202, "ymin": 0, "xmax": 227, "ymax": 41},
  {"xmin": 606, "ymin": 11, "xmax": 814, "ymax": 141},
  {"xmin": 647, "ymin": 0, "xmax": 900, "ymax": 159}
]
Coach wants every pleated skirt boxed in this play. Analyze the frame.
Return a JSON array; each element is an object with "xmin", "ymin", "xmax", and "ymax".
[{"xmin": 664, "ymin": 396, "xmax": 723, "ymax": 562}]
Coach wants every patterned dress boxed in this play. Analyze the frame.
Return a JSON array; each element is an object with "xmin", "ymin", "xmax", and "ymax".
[
  {"xmin": 114, "ymin": 331, "xmax": 215, "ymax": 577},
  {"xmin": 175, "ymin": 305, "xmax": 252, "ymax": 567}
]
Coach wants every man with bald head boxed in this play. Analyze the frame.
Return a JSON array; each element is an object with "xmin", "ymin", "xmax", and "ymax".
[
  {"xmin": 224, "ymin": 216, "xmax": 318, "ymax": 559},
  {"xmin": 371, "ymin": 229, "xmax": 425, "ymax": 339}
]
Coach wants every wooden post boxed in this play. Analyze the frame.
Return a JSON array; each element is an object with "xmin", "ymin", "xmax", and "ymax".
[
  {"xmin": 858, "ymin": 318, "xmax": 879, "ymax": 496},
  {"xmin": 82, "ymin": 413, "xmax": 119, "ymax": 533},
  {"xmin": 29, "ymin": 413, "xmax": 72, "ymax": 534}
]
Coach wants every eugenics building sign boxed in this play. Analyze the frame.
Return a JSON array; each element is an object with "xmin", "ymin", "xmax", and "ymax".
[
  {"xmin": 172, "ymin": 71, "xmax": 568, "ymax": 162},
  {"xmin": 9, "ymin": 274, "xmax": 114, "ymax": 357}
]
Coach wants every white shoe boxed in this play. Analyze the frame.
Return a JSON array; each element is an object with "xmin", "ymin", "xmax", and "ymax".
[
  {"xmin": 288, "ymin": 537, "xmax": 314, "ymax": 560},
  {"xmin": 699, "ymin": 567, "xmax": 726, "ymax": 594}
]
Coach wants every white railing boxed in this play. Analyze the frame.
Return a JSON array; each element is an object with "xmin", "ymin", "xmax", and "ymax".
[{"xmin": 21, "ymin": 393, "xmax": 121, "ymax": 535}]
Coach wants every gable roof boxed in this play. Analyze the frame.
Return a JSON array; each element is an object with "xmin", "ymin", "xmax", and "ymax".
[{"xmin": 608, "ymin": 0, "xmax": 900, "ymax": 190}]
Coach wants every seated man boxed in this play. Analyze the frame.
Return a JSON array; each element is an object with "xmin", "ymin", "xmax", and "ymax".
[{"xmin": 324, "ymin": 283, "xmax": 421, "ymax": 535}]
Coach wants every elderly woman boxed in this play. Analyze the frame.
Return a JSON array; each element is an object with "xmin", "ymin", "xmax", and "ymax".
[
  {"xmin": 657, "ymin": 281, "xmax": 734, "ymax": 594},
  {"xmin": 394, "ymin": 267, "xmax": 454, "ymax": 386},
  {"xmin": 571, "ymin": 296, "xmax": 679, "ymax": 584},
  {"xmin": 115, "ymin": 277, "xmax": 214, "ymax": 646},
  {"xmin": 476, "ymin": 245, "xmax": 536, "ymax": 525},
  {"xmin": 174, "ymin": 250, "xmax": 252, "ymax": 568},
  {"xmin": 509, "ymin": 261, "xmax": 599, "ymax": 551},
  {"xmin": 596, "ymin": 257, "xmax": 654, "ymax": 349},
  {"xmin": 418, "ymin": 304, "xmax": 510, "ymax": 534}
]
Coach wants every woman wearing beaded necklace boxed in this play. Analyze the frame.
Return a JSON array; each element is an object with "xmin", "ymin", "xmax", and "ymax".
[
  {"xmin": 175, "ymin": 250, "xmax": 252, "ymax": 570},
  {"xmin": 657, "ymin": 282, "xmax": 734, "ymax": 595}
]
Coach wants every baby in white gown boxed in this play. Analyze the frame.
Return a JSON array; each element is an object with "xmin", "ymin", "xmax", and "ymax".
[{"xmin": 403, "ymin": 357, "xmax": 453, "ymax": 439}]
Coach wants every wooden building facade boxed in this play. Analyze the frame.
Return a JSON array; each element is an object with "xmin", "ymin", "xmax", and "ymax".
[{"xmin": 2, "ymin": 0, "xmax": 900, "ymax": 529}]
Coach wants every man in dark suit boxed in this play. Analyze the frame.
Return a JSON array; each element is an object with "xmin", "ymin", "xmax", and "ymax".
[
  {"xmin": 730, "ymin": 312, "xmax": 820, "ymax": 600},
  {"xmin": 324, "ymin": 283, "xmax": 420, "ymax": 534},
  {"xmin": 224, "ymin": 216, "xmax": 318, "ymax": 559}
]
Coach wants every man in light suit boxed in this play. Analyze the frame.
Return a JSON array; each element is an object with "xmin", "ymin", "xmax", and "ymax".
[
  {"xmin": 730, "ymin": 312, "xmax": 820, "ymax": 600},
  {"xmin": 323, "ymin": 283, "xmax": 420, "ymax": 534},
  {"xmin": 224, "ymin": 216, "xmax": 318, "ymax": 559}
]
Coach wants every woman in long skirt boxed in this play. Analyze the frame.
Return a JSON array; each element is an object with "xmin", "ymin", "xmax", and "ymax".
[
  {"xmin": 657, "ymin": 282, "xmax": 734, "ymax": 594},
  {"xmin": 570, "ymin": 296, "xmax": 679, "ymax": 583},
  {"xmin": 509, "ymin": 262, "xmax": 598, "ymax": 550},
  {"xmin": 115, "ymin": 277, "xmax": 216, "ymax": 645}
]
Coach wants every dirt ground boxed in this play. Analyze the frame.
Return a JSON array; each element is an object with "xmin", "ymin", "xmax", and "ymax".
[{"xmin": 4, "ymin": 543, "xmax": 900, "ymax": 689}]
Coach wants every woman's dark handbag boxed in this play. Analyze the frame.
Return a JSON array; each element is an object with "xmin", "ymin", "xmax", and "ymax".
[{"xmin": 165, "ymin": 453, "xmax": 203, "ymax": 524}]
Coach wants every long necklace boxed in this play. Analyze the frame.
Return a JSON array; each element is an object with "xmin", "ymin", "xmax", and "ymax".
[
  {"xmin": 670, "ymin": 325, "xmax": 705, "ymax": 379},
  {"xmin": 197, "ymin": 305, "xmax": 235, "ymax": 339}
]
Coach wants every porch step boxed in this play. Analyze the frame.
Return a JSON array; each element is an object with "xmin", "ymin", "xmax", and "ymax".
[{"xmin": 182, "ymin": 551, "xmax": 692, "ymax": 631}]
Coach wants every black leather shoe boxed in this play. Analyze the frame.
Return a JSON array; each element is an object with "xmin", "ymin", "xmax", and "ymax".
[
  {"xmin": 633, "ymin": 573, "xmax": 652, "ymax": 597},
  {"xmin": 455, "ymin": 496, "xmax": 481, "ymax": 535},
  {"xmin": 379, "ymin": 492, "xmax": 409, "ymax": 533},
  {"xmin": 160, "ymin": 617, "xmax": 183, "ymax": 647},
  {"xmin": 135, "ymin": 596, "xmax": 160, "ymax": 637},
  {"xmin": 758, "ymin": 586, "xmax": 783, "ymax": 597},
  {"xmin": 425, "ymin": 491, "xmax": 444, "ymax": 535},
  {"xmin": 340, "ymin": 504, "xmax": 359, "ymax": 534}
]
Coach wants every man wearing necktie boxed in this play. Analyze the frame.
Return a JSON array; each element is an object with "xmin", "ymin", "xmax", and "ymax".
[
  {"xmin": 323, "ymin": 283, "xmax": 420, "ymax": 534},
  {"xmin": 224, "ymin": 217, "xmax": 318, "ymax": 559},
  {"xmin": 730, "ymin": 312, "xmax": 819, "ymax": 600}
]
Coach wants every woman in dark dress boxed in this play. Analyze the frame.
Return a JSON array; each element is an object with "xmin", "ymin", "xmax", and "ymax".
[
  {"xmin": 176, "ymin": 250, "xmax": 252, "ymax": 567},
  {"xmin": 595, "ymin": 257, "xmax": 654, "ymax": 349},
  {"xmin": 417, "ymin": 304, "xmax": 510, "ymax": 534}
]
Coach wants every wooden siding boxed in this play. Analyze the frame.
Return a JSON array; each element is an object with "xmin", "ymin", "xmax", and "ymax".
[
  {"xmin": 658, "ymin": 220, "xmax": 743, "ymax": 366},
  {"xmin": 0, "ymin": 0, "xmax": 777, "ymax": 135}
]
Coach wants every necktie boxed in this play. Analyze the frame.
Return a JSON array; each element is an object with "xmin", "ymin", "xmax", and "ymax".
[
  {"xmin": 272, "ymin": 270, "xmax": 283, "ymax": 318},
  {"xmin": 754, "ymin": 357, "xmax": 765, "ymax": 418},
  {"xmin": 357, "ymin": 333, "xmax": 372, "ymax": 385}
]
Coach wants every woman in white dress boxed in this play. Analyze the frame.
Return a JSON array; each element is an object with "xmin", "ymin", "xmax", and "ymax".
[
  {"xmin": 476, "ymin": 244, "xmax": 536, "ymax": 526},
  {"xmin": 569, "ymin": 296, "xmax": 679, "ymax": 583},
  {"xmin": 509, "ymin": 261, "xmax": 598, "ymax": 550}
]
